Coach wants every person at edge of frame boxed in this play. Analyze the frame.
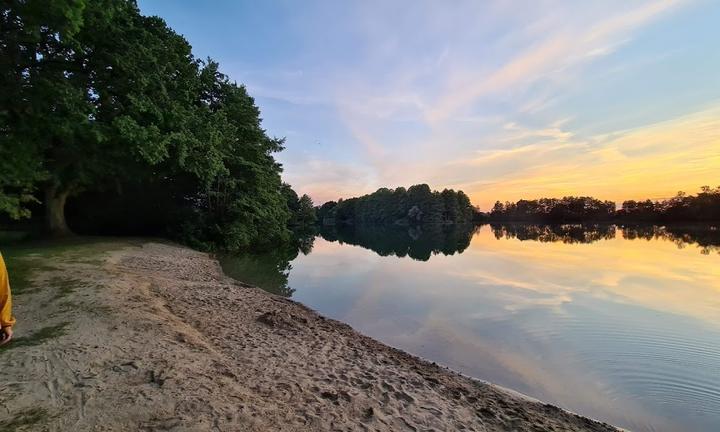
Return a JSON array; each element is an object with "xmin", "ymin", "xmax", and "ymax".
[{"xmin": 0, "ymin": 252, "xmax": 16, "ymax": 345}]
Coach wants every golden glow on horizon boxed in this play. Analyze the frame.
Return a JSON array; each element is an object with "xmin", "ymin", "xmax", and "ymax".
[
  {"xmin": 458, "ymin": 105, "xmax": 720, "ymax": 209},
  {"xmin": 303, "ymin": 104, "xmax": 720, "ymax": 210}
]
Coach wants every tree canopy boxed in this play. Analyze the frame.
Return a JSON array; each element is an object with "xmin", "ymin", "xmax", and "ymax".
[
  {"xmin": 0, "ymin": 0, "xmax": 305, "ymax": 251},
  {"xmin": 317, "ymin": 185, "xmax": 477, "ymax": 227},
  {"xmin": 488, "ymin": 187, "xmax": 720, "ymax": 224}
]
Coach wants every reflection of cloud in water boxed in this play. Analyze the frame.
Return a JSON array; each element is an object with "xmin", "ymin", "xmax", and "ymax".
[
  {"xmin": 468, "ymin": 226, "xmax": 720, "ymax": 324},
  {"xmin": 364, "ymin": 311, "xmax": 678, "ymax": 432}
]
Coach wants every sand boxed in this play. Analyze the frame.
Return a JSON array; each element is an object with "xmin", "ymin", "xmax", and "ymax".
[{"xmin": 0, "ymin": 240, "xmax": 620, "ymax": 431}]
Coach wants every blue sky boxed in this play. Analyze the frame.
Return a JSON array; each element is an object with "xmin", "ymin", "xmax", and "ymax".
[{"xmin": 139, "ymin": 0, "xmax": 720, "ymax": 209}]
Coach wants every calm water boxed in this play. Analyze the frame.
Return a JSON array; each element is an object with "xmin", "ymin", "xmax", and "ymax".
[{"xmin": 220, "ymin": 224, "xmax": 720, "ymax": 432}]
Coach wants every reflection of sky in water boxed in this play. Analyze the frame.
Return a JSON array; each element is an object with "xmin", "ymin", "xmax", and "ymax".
[{"xmin": 256, "ymin": 226, "xmax": 720, "ymax": 432}]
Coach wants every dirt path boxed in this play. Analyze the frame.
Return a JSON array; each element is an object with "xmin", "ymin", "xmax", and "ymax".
[{"xmin": 0, "ymin": 240, "xmax": 620, "ymax": 431}]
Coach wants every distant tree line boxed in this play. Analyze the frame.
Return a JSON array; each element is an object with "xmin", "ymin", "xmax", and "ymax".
[
  {"xmin": 488, "ymin": 187, "xmax": 720, "ymax": 223},
  {"xmin": 0, "ymin": 0, "xmax": 310, "ymax": 252},
  {"xmin": 316, "ymin": 184, "xmax": 479, "ymax": 227},
  {"xmin": 617, "ymin": 186, "xmax": 720, "ymax": 222},
  {"xmin": 489, "ymin": 197, "xmax": 616, "ymax": 223}
]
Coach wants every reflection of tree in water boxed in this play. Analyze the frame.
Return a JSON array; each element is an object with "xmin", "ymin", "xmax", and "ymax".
[
  {"xmin": 220, "ymin": 223, "xmax": 719, "ymax": 298},
  {"xmin": 320, "ymin": 224, "xmax": 477, "ymax": 261},
  {"xmin": 491, "ymin": 224, "xmax": 616, "ymax": 244},
  {"xmin": 219, "ymin": 232, "xmax": 316, "ymax": 297},
  {"xmin": 491, "ymin": 223, "xmax": 720, "ymax": 254},
  {"xmin": 621, "ymin": 224, "xmax": 720, "ymax": 255}
]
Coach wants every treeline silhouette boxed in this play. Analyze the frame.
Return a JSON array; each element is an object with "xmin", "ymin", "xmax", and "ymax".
[
  {"xmin": 489, "ymin": 187, "xmax": 720, "ymax": 223},
  {"xmin": 490, "ymin": 197, "xmax": 616, "ymax": 222},
  {"xmin": 618, "ymin": 186, "xmax": 720, "ymax": 222},
  {"xmin": 317, "ymin": 184, "xmax": 478, "ymax": 227}
]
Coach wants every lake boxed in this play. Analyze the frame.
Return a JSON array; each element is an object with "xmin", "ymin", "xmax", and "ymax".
[{"xmin": 220, "ymin": 224, "xmax": 720, "ymax": 432}]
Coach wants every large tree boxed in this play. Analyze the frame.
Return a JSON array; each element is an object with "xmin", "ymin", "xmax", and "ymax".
[
  {"xmin": 1, "ymin": 0, "xmax": 296, "ymax": 252},
  {"xmin": 1, "ymin": 0, "xmax": 88, "ymax": 225},
  {"xmin": 1, "ymin": 1, "xmax": 202, "ymax": 235}
]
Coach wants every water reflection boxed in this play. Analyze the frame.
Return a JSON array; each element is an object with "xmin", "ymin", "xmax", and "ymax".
[
  {"xmin": 490, "ymin": 223, "xmax": 720, "ymax": 252},
  {"xmin": 491, "ymin": 223, "xmax": 616, "ymax": 243},
  {"xmin": 219, "ymin": 234, "xmax": 315, "ymax": 297},
  {"xmin": 621, "ymin": 224, "xmax": 720, "ymax": 255},
  {"xmin": 220, "ymin": 224, "xmax": 720, "ymax": 432},
  {"xmin": 319, "ymin": 223, "xmax": 477, "ymax": 261}
]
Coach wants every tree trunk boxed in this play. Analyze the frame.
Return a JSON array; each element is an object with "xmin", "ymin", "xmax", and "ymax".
[{"xmin": 45, "ymin": 186, "xmax": 72, "ymax": 237}]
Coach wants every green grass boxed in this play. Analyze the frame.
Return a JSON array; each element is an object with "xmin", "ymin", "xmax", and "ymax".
[
  {"xmin": 2, "ymin": 323, "xmax": 69, "ymax": 351},
  {"xmin": 0, "ymin": 408, "xmax": 50, "ymax": 431},
  {"xmin": 59, "ymin": 301, "xmax": 111, "ymax": 316},
  {"xmin": 2, "ymin": 236, "xmax": 118, "ymax": 296},
  {"xmin": 0, "ymin": 231, "xmax": 31, "ymax": 243},
  {"xmin": 1, "ymin": 255, "xmax": 53, "ymax": 296},
  {"xmin": 48, "ymin": 276, "xmax": 83, "ymax": 299}
]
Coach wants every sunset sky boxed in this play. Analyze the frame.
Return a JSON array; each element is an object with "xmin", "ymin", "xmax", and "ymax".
[{"xmin": 139, "ymin": 0, "xmax": 720, "ymax": 210}]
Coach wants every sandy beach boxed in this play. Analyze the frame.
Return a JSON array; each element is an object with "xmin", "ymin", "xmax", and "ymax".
[{"xmin": 0, "ymin": 240, "xmax": 620, "ymax": 431}]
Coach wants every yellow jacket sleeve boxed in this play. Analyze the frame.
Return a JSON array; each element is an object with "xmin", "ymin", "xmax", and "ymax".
[{"xmin": 0, "ymin": 253, "xmax": 16, "ymax": 328}]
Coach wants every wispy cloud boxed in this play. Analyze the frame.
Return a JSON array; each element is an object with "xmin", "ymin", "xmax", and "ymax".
[
  {"xmin": 425, "ymin": 0, "xmax": 685, "ymax": 123},
  {"xmin": 155, "ymin": 0, "xmax": 713, "ymax": 206}
]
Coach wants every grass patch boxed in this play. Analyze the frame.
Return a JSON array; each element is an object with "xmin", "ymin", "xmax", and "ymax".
[
  {"xmin": 2, "ymin": 237, "xmax": 117, "ymax": 296},
  {"xmin": 1, "ymin": 256, "xmax": 55, "ymax": 296},
  {"xmin": 0, "ymin": 231, "xmax": 31, "ymax": 243},
  {"xmin": 0, "ymin": 407, "xmax": 50, "ymax": 431},
  {"xmin": 58, "ymin": 301, "xmax": 111, "ymax": 316},
  {"xmin": 2, "ymin": 323, "xmax": 69, "ymax": 351},
  {"xmin": 47, "ymin": 276, "xmax": 82, "ymax": 299}
]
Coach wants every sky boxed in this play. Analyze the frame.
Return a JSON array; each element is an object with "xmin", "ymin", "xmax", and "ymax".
[{"xmin": 138, "ymin": 0, "xmax": 720, "ymax": 210}]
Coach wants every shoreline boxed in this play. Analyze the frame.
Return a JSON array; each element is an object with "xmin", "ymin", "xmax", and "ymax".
[{"xmin": 0, "ymin": 239, "xmax": 620, "ymax": 431}]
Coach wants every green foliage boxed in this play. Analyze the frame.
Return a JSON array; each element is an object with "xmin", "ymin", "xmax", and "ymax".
[
  {"xmin": 281, "ymin": 184, "xmax": 317, "ymax": 229},
  {"xmin": 0, "ymin": 1, "xmax": 296, "ymax": 251},
  {"xmin": 490, "ymin": 187, "xmax": 720, "ymax": 224},
  {"xmin": 320, "ymin": 184, "xmax": 476, "ymax": 226},
  {"xmin": 281, "ymin": 183, "xmax": 317, "ymax": 233},
  {"xmin": 3, "ymin": 323, "xmax": 69, "ymax": 350},
  {"xmin": 0, "ymin": 0, "xmax": 89, "ymax": 219},
  {"xmin": 296, "ymin": 194, "xmax": 318, "ymax": 227}
]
